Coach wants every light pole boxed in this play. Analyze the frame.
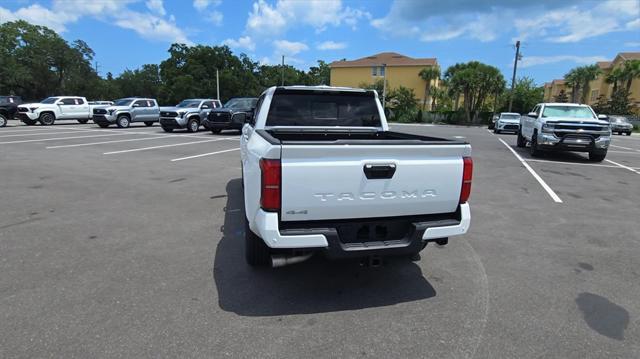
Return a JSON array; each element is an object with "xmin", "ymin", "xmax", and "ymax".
[
  {"xmin": 281, "ymin": 55, "xmax": 285, "ymax": 86},
  {"xmin": 508, "ymin": 40, "xmax": 521, "ymax": 112},
  {"xmin": 382, "ymin": 63, "xmax": 387, "ymax": 109},
  {"xmin": 216, "ymin": 68, "xmax": 220, "ymax": 101}
]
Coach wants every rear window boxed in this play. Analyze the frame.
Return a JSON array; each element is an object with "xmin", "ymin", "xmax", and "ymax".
[{"xmin": 266, "ymin": 91, "xmax": 381, "ymax": 127}]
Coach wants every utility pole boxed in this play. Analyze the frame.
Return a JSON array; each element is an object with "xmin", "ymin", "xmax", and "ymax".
[
  {"xmin": 94, "ymin": 61, "xmax": 100, "ymax": 76},
  {"xmin": 382, "ymin": 63, "xmax": 387, "ymax": 109},
  {"xmin": 281, "ymin": 55, "xmax": 285, "ymax": 86},
  {"xmin": 216, "ymin": 68, "xmax": 220, "ymax": 101},
  {"xmin": 508, "ymin": 40, "xmax": 520, "ymax": 112}
]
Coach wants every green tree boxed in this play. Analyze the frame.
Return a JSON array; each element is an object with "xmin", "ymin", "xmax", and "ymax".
[
  {"xmin": 564, "ymin": 68, "xmax": 581, "ymax": 103},
  {"xmin": 591, "ymin": 94, "xmax": 609, "ymax": 114},
  {"xmin": 306, "ymin": 60, "xmax": 330, "ymax": 85},
  {"xmin": 606, "ymin": 67, "xmax": 624, "ymax": 94},
  {"xmin": 387, "ymin": 86, "xmax": 418, "ymax": 122},
  {"xmin": 506, "ymin": 77, "xmax": 543, "ymax": 114},
  {"xmin": 608, "ymin": 89, "xmax": 632, "ymax": 115},
  {"xmin": 579, "ymin": 64, "xmax": 601, "ymax": 104},
  {"xmin": 621, "ymin": 59, "xmax": 640, "ymax": 92},
  {"xmin": 357, "ymin": 78, "xmax": 385, "ymax": 95},
  {"xmin": 446, "ymin": 61, "xmax": 505, "ymax": 122},
  {"xmin": 418, "ymin": 65, "xmax": 440, "ymax": 110}
]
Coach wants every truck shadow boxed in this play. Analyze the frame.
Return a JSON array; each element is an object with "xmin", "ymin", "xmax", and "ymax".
[{"xmin": 212, "ymin": 178, "xmax": 437, "ymax": 316}]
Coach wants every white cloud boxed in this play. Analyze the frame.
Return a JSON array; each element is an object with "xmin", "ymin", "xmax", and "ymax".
[
  {"xmin": 146, "ymin": 0, "xmax": 166, "ymax": 16},
  {"xmin": 114, "ymin": 11, "xmax": 190, "ymax": 44},
  {"xmin": 317, "ymin": 41, "xmax": 347, "ymax": 50},
  {"xmin": 624, "ymin": 41, "xmax": 640, "ymax": 48},
  {"xmin": 372, "ymin": 0, "xmax": 639, "ymax": 43},
  {"xmin": 223, "ymin": 36, "xmax": 256, "ymax": 51},
  {"xmin": 273, "ymin": 40, "xmax": 308, "ymax": 55},
  {"xmin": 0, "ymin": 0, "xmax": 189, "ymax": 44},
  {"xmin": 519, "ymin": 55, "xmax": 608, "ymax": 68},
  {"xmin": 246, "ymin": 0, "xmax": 369, "ymax": 37},
  {"xmin": 208, "ymin": 10, "xmax": 223, "ymax": 26},
  {"xmin": 193, "ymin": 0, "xmax": 222, "ymax": 12}
]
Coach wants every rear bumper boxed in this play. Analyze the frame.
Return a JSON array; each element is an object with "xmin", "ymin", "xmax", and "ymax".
[
  {"xmin": 252, "ymin": 203, "xmax": 470, "ymax": 258},
  {"xmin": 538, "ymin": 133, "xmax": 610, "ymax": 152}
]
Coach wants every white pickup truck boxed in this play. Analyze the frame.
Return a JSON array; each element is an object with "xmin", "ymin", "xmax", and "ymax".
[
  {"xmin": 241, "ymin": 86, "xmax": 473, "ymax": 267},
  {"xmin": 16, "ymin": 96, "xmax": 94, "ymax": 125},
  {"xmin": 517, "ymin": 103, "xmax": 611, "ymax": 162}
]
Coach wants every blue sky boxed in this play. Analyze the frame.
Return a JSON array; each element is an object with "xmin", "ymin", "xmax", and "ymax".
[{"xmin": 1, "ymin": 0, "xmax": 639, "ymax": 84}]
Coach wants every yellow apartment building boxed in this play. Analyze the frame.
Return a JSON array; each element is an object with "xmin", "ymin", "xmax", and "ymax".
[
  {"xmin": 330, "ymin": 52, "xmax": 439, "ymax": 110},
  {"xmin": 543, "ymin": 79, "xmax": 571, "ymax": 102}
]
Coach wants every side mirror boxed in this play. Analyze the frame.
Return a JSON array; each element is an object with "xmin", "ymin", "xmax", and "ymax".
[
  {"xmin": 201, "ymin": 105, "xmax": 209, "ymax": 109},
  {"xmin": 597, "ymin": 114, "xmax": 608, "ymax": 120},
  {"xmin": 527, "ymin": 112, "xmax": 538, "ymax": 117},
  {"xmin": 132, "ymin": 104, "xmax": 140, "ymax": 107}
]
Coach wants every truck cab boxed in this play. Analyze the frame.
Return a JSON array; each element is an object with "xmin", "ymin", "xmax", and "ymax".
[
  {"xmin": 517, "ymin": 103, "xmax": 611, "ymax": 162},
  {"xmin": 93, "ymin": 98, "xmax": 160, "ymax": 128}
]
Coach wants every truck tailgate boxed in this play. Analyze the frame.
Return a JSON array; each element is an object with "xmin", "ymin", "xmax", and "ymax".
[{"xmin": 280, "ymin": 143, "xmax": 470, "ymax": 221}]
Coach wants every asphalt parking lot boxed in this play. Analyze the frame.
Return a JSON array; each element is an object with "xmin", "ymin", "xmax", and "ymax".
[{"xmin": 1, "ymin": 121, "xmax": 639, "ymax": 358}]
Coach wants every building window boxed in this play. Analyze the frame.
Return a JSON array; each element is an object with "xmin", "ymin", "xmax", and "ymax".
[
  {"xmin": 590, "ymin": 89, "xmax": 599, "ymax": 102},
  {"xmin": 371, "ymin": 66, "xmax": 385, "ymax": 77}
]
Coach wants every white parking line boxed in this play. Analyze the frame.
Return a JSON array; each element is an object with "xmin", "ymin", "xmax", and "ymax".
[
  {"xmin": 50, "ymin": 126, "xmax": 218, "ymax": 138},
  {"xmin": 0, "ymin": 127, "xmax": 65, "ymax": 133},
  {"xmin": 47, "ymin": 136, "xmax": 174, "ymax": 149},
  {"xmin": 498, "ymin": 138, "xmax": 563, "ymax": 203},
  {"xmin": 0, "ymin": 130, "xmax": 95, "ymax": 138},
  {"xmin": 170, "ymin": 148, "xmax": 241, "ymax": 162},
  {"xmin": 607, "ymin": 150, "xmax": 640, "ymax": 155},
  {"xmin": 0, "ymin": 133, "xmax": 133, "ymax": 145},
  {"xmin": 605, "ymin": 159, "xmax": 640, "ymax": 175},
  {"xmin": 103, "ymin": 138, "xmax": 235, "ymax": 155},
  {"xmin": 524, "ymin": 159, "xmax": 630, "ymax": 169},
  {"xmin": 610, "ymin": 144, "xmax": 640, "ymax": 152}
]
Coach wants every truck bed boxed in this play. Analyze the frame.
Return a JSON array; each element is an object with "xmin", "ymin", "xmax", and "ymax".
[{"xmin": 257, "ymin": 129, "xmax": 466, "ymax": 146}]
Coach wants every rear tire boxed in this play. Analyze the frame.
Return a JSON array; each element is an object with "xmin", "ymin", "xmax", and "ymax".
[
  {"xmin": 211, "ymin": 129, "xmax": 221, "ymax": 134},
  {"xmin": 23, "ymin": 119, "xmax": 37, "ymax": 126},
  {"xmin": 187, "ymin": 118, "xmax": 199, "ymax": 133},
  {"xmin": 530, "ymin": 131, "xmax": 542, "ymax": 157},
  {"xmin": 161, "ymin": 126, "xmax": 173, "ymax": 133},
  {"xmin": 589, "ymin": 151, "xmax": 607, "ymax": 162},
  {"xmin": 97, "ymin": 123, "xmax": 110, "ymax": 128},
  {"xmin": 0, "ymin": 114, "xmax": 7, "ymax": 127},
  {"xmin": 144, "ymin": 121, "xmax": 154, "ymax": 127},
  {"xmin": 39, "ymin": 112, "xmax": 55, "ymax": 126},
  {"xmin": 517, "ymin": 130, "xmax": 527, "ymax": 148},
  {"xmin": 245, "ymin": 219, "xmax": 271, "ymax": 267},
  {"xmin": 77, "ymin": 119, "xmax": 89, "ymax": 124},
  {"xmin": 626, "ymin": 132, "xmax": 632, "ymax": 136},
  {"xmin": 116, "ymin": 115, "xmax": 130, "ymax": 128}
]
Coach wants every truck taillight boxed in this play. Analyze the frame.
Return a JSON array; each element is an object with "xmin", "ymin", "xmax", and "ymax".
[
  {"xmin": 459, "ymin": 157, "xmax": 473, "ymax": 204},
  {"xmin": 260, "ymin": 158, "xmax": 281, "ymax": 212}
]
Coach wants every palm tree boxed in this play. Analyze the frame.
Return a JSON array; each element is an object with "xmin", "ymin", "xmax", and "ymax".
[
  {"xmin": 606, "ymin": 67, "xmax": 624, "ymax": 94},
  {"xmin": 621, "ymin": 59, "xmax": 640, "ymax": 92},
  {"xmin": 579, "ymin": 64, "xmax": 601, "ymax": 104},
  {"xmin": 564, "ymin": 68, "xmax": 581, "ymax": 103},
  {"xmin": 419, "ymin": 65, "xmax": 440, "ymax": 111}
]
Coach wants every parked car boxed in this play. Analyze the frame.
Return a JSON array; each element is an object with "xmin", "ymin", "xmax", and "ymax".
[
  {"xmin": 488, "ymin": 114, "xmax": 499, "ymax": 130},
  {"xmin": 92, "ymin": 98, "xmax": 160, "ymax": 128},
  {"xmin": 241, "ymin": 86, "xmax": 473, "ymax": 267},
  {"xmin": 203, "ymin": 97, "xmax": 258, "ymax": 134},
  {"xmin": 518, "ymin": 103, "xmax": 611, "ymax": 162},
  {"xmin": 0, "ymin": 95, "xmax": 22, "ymax": 127},
  {"xmin": 608, "ymin": 115, "xmax": 633, "ymax": 136},
  {"xmin": 159, "ymin": 98, "xmax": 221, "ymax": 133},
  {"xmin": 493, "ymin": 112, "xmax": 521, "ymax": 134},
  {"xmin": 16, "ymin": 96, "xmax": 93, "ymax": 125}
]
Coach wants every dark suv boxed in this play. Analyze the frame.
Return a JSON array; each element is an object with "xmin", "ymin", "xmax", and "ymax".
[
  {"xmin": 203, "ymin": 97, "xmax": 258, "ymax": 134},
  {"xmin": 0, "ymin": 96, "xmax": 22, "ymax": 127}
]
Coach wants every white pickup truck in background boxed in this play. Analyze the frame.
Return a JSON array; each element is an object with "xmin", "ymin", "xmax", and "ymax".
[
  {"xmin": 240, "ymin": 86, "xmax": 473, "ymax": 267},
  {"xmin": 16, "ymin": 96, "xmax": 95, "ymax": 125}
]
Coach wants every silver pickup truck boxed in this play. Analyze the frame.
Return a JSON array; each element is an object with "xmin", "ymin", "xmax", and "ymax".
[
  {"xmin": 92, "ymin": 98, "xmax": 160, "ymax": 128},
  {"xmin": 159, "ymin": 98, "xmax": 222, "ymax": 132}
]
